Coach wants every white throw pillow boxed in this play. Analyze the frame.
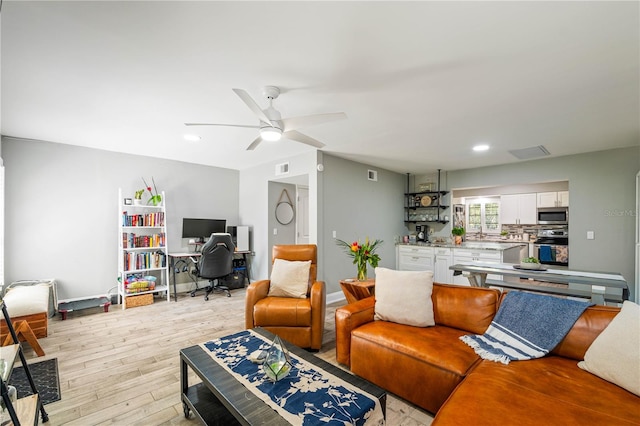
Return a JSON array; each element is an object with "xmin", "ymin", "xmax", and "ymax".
[
  {"xmin": 3, "ymin": 284, "xmax": 50, "ymax": 317},
  {"xmin": 374, "ymin": 267, "xmax": 435, "ymax": 327},
  {"xmin": 578, "ymin": 300, "xmax": 640, "ymax": 396},
  {"xmin": 268, "ymin": 259, "xmax": 311, "ymax": 298}
]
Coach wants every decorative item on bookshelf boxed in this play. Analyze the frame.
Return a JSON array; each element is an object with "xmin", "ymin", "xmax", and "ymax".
[{"xmin": 142, "ymin": 177, "xmax": 162, "ymax": 206}]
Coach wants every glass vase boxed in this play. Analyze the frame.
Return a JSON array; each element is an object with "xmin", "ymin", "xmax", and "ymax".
[
  {"xmin": 357, "ymin": 262, "xmax": 367, "ymax": 281},
  {"xmin": 262, "ymin": 335, "xmax": 292, "ymax": 382}
]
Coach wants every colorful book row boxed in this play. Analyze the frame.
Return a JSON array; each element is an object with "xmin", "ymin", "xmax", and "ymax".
[
  {"xmin": 122, "ymin": 232, "xmax": 166, "ymax": 249},
  {"xmin": 122, "ymin": 211, "xmax": 165, "ymax": 227},
  {"xmin": 123, "ymin": 251, "xmax": 167, "ymax": 271}
]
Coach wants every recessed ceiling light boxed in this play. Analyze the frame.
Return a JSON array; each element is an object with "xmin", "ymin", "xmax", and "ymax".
[
  {"xmin": 183, "ymin": 134, "xmax": 201, "ymax": 142},
  {"xmin": 473, "ymin": 144, "xmax": 489, "ymax": 152}
]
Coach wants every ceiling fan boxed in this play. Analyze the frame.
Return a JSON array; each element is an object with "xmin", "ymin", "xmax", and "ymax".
[{"xmin": 185, "ymin": 86, "xmax": 347, "ymax": 150}]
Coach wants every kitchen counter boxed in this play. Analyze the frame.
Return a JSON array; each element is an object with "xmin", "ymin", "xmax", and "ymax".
[{"xmin": 397, "ymin": 242, "xmax": 527, "ymax": 251}]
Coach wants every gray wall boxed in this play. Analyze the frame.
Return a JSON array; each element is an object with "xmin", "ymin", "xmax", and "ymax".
[
  {"xmin": 268, "ymin": 181, "xmax": 297, "ymax": 247},
  {"xmin": 318, "ymin": 153, "xmax": 408, "ymax": 295},
  {"xmin": 447, "ymin": 146, "xmax": 639, "ymax": 301},
  {"xmin": 239, "ymin": 151, "xmax": 318, "ymax": 282},
  {"xmin": 2, "ymin": 137, "xmax": 239, "ymax": 300}
]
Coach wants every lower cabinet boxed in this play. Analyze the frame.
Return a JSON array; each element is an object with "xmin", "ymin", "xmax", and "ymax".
[
  {"xmin": 396, "ymin": 246, "xmax": 452, "ymax": 283},
  {"xmin": 397, "ymin": 246, "xmax": 434, "ymax": 271},
  {"xmin": 434, "ymin": 248, "xmax": 454, "ymax": 284},
  {"xmin": 452, "ymin": 249, "xmax": 501, "ymax": 286}
]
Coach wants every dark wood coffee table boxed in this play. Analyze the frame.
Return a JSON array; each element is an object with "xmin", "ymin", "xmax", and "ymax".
[{"xmin": 180, "ymin": 328, "xmax": 386, "ymax": 425}]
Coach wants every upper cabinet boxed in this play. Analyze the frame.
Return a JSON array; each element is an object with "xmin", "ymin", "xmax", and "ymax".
[
  {"xmin": 537, "ymin": 191, "xmax": 569, "ymax": 208},
  {"xmin": 500, "ymin": 193, "xmax": 537, "ymax": 225}
]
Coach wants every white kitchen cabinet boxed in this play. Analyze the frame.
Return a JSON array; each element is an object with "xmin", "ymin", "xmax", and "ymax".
[
  {"xmin": 558, "ymin": 191, "xmax": 569, "ymax": 207},
  {"xmin": 537, "ymin": 191, "xmax": 569, "ymax": 207},
  {"xmin": 397, "ymin": 245, "xmax": 434, "ymax": 271},
  {"xmin": 500, "ymin": 193, "xmax": 537, "ymax": 225},
  {"xmin": 452, "ymin": 249, "xmax": 502, "ymax": 286},
  {"xmin": 434, "ymin": 247, "xmax": 454, "ymax": 283}
]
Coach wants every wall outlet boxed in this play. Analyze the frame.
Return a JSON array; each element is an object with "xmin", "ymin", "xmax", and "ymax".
[
  {"xmin": 273, "ymin": 228, "xmax": 278, "ymax": 235},
  {"xmin": 587, "ymin": 231, "xmax": 595, "ymax": 240},
  {"xmin": 332, "ymin": 231, "xmax": 336, "ymax": 238}
]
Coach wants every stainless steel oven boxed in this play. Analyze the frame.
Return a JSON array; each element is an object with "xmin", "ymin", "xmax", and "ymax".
[
  {"xmin": 537, "ymin": 207, "xmax": 568, "ymax": 225},
  {"xmin": 534, "ymin": 228, "xmax": 568, "ymax": 266}
]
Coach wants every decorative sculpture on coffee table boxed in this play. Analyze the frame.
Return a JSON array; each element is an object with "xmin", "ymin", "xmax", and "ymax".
[{"xmin": 262, "ymin": 335, "xmax": 292, "ymax": 382}]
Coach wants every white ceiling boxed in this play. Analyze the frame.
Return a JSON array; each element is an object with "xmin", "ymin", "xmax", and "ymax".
[{"xmin": 2, "ymin": 1, "xmax": 639, "ymax": 174}]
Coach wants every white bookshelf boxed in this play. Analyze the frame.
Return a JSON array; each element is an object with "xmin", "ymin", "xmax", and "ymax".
[{"xmin": 117, "ymin": 188, "xmax": 170, "ymax": 309}]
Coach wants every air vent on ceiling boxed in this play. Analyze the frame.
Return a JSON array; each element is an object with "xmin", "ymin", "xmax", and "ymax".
[
  {"xmin": 368, "ymin": 169, "xmax": 378, "ymax": 181},
  {"xmin": 508, "ymin": 145, "xmax": 551, "ymax": 160},
  {"xmin": 275, "ymin": 162, "xmax": 290, "ymax": 176}
]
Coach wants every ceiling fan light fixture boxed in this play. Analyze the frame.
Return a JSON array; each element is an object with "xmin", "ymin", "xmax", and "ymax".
[{"xmin": 260, "ymin": 127, "xmax": 282, "ymax": 142}]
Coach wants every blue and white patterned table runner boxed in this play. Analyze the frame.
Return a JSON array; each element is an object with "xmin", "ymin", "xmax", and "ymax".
[{"xmin": 200, "ymin": 329, "xmax": 385, "ymax": 425}]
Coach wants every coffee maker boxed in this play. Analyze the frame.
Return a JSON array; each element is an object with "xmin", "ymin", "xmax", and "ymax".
[{"xmin": 416, "ymin": 225, "xmax": 429, "ymax": 242}]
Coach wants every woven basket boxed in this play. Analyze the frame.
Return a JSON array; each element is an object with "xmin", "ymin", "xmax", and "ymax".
[{"xmin": 124, "ymin": 293, "xmax": 153, "ymax": 308}]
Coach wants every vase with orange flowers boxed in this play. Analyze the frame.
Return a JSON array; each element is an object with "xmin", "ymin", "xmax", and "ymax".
[{"xmin": 336, "ymin": 237, "xmax": 383, "ymax": 281}]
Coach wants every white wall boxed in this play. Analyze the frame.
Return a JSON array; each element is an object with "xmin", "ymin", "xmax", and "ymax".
[{"xmin": 2, "ymin": 137, "xmax": 239, "ymax": 300}]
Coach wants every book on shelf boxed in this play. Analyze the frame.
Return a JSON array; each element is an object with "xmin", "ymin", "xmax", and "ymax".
[
  {"xmin": 122, "ymin": 232, "xmax": 166, "ymax": 249},
  {"xmin": 123, "ymin": 250, "xmax": 167, "ymax": 271},
  {"xmin": 122, "ymin": 211, "xmax": 165, "ymax": 227}
]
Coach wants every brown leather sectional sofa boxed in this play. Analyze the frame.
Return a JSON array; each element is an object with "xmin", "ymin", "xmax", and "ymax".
[{"xmin": 335, "ymin": 283, "xmax": 639, "ymax": 425}]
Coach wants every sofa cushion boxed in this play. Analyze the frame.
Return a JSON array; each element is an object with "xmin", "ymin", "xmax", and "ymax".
[
  {"xmin": 578, "ymin": 300, "xmax": 640, "ymax": 396},
  {"xmin": 373, "ymin": 267, "xmax": 434, "ymax": 327},
  {"xmin": 433, "ymin": 360, "xmax": 640, "ymax": 426},
  {"xmin": 551, "ymin": 304, "xmax": 621, "ymax": 360},
  {"xmin": 432, "ymin": 283, "xmax": 501, "ymax": 334},
  {"xmin": 351, "ymin": 321, "xmax": 481, "ymax": 413},
  {"xmin": 268, "ymin": 259, "xmax": 310, "ymax": 298},
  {"xmin": 253, "ymin": 297, "xmax": 311, "ymax": 327}
]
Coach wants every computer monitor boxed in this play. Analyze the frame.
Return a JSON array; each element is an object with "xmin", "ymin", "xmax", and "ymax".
[{"xmin": 182, "ymin": 218, "xmax": 227, "ymax": 241}]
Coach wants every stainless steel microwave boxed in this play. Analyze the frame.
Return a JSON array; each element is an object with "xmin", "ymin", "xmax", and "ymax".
[{"xmin": 537, "ymin": 207, "xmax": 569, "ymax": 225}]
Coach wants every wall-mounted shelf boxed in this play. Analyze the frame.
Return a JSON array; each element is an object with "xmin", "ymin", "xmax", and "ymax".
[{"xmin": 404, "ymin": 170, "xmax": 449, "ymax": 224}]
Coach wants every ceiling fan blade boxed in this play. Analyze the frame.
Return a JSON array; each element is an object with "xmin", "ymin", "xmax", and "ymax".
[
  {"xmin": 232, "ymin": 88, "xmax": 273, "ymax": 125},
  {"xmin": 184, "ymin": 123, "xmax": 260, "ymax": 128},
  {"xmin": 281, "ymin": 112, "xmax": 347, "ymax": 132},
  {"xmin": 282, "ymin": 130, "xmax": 326, "ymax": 149},
  {"xmin": 246, "ymin": 136, "xmax": 262, "ymax": 151}
]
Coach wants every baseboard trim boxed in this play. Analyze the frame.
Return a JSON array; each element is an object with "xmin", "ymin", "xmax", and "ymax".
[{"xmin": 326, "ymin": 290, "xmax": 345, "ymax": 305}]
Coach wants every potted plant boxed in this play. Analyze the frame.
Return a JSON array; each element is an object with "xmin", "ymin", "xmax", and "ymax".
[
  {"xmin": 134, "ymin": 189, "xmax": 145, "ymax": 205},
  {"xmin": 451, "ymin": 227, "xmax": 465, "ymax": 245},
  {"xmin": 500, "ymin": 230, "xmax": 509, "ymax": 240},
  {"xmin": 142, "ymin": 177, "xmax": 162, "ymax": 206},
  {"xmin": 520, "ymin": 257, "xmax": 542, "ymax": 270}
]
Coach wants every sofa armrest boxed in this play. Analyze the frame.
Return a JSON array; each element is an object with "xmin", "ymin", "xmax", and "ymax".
[
  {"xmin": 310, "ymin": 280, "xmax": 326, "ymax": 350},
  {"xmin": 335, "ymin": 296, "xmax": 375, "ymax": 367},
  {"xmin": 245, "ymin": 279, "xmax": 271, "ymax": 329}
]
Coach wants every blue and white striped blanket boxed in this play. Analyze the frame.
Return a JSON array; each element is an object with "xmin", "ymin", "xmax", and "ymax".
[{"xmin": 460, "ymin": 291, "xmax": 592, "ymax": 364}]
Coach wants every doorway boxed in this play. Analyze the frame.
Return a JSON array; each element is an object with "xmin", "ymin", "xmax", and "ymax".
[{"xmin": 296, "ymin": 186, "xmax": 309, "ymax": 244}]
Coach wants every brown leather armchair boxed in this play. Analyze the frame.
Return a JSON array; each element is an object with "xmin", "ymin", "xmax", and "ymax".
[{"xmin": 245, "ymin": 244, "xmax": 326, "ymax": 350}]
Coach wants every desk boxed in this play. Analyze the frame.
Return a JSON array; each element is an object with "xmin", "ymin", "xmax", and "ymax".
[
  {"xmin": 450, "ymin": 262, "xmax": 629, "ymax": 305},
  {"xmin": 169, "ymin": 251, "xmax": 253, "ymax": 302},
  {"xmin": 339, "ymin": 279, "xmax": 375, "ymax": 304}
]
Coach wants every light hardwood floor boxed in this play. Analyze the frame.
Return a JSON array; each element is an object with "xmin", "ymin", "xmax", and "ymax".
[{"xmin": 22, "ymin": 289, "xmax": 433, "ymax": 425}]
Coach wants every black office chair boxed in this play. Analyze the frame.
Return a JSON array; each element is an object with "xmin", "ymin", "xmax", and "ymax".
[{"xmin": 194, "ymin": 233, "xmax": 235, "ymax": 300}]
